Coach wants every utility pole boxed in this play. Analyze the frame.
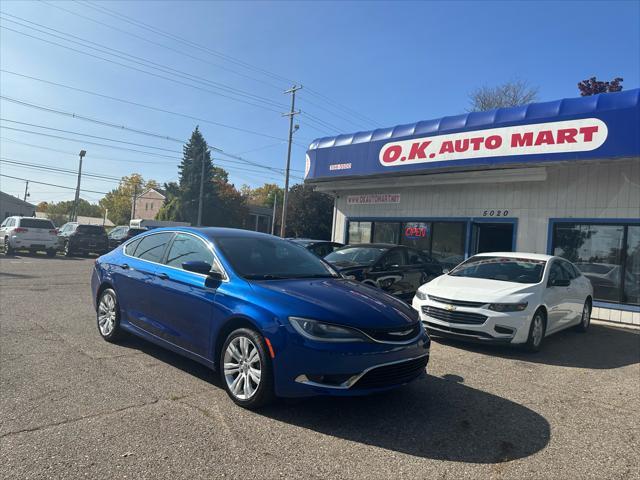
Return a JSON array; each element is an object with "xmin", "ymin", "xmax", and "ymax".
[
  {"xmin": 197, "ymin": 147, "xmax": 206, "ymax": 227},
  {"xmin": 131, "ymin": 182, "xmax": 139, "ymax": 220},
  {"xmin": 71, "ymin": 150, "xmax": 86, "ymax": 222},
  {"xmin": 23, "ymin": 180, "xmax": 29, "ymax": 202},
  {"xmin": 271, "ymin": 193, "xmax": 278, "ymax": 235},
  {"xmin": 280, "ymin": 85, "xmax": 301, "ymax": 237}
]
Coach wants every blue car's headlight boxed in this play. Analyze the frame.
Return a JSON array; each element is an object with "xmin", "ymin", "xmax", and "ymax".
[
  {"xmin": 488, "ymin": 302, "xmax": 528, "ymax": 312},
  {"xmin": 288, "ymin": 317, "xmax": 368, "ymax": 342}
]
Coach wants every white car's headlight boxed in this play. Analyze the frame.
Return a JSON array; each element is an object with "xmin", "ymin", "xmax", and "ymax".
[
  {"xmin": 288, "ymin": 317, "xmax": 368, "ymax": 342},
  {"xmin": 415, "ymin": 289, "xmax": 428, "ymax": 300},
  {"xmin": 488, "ymin": 302, "xmax": 528, "ymax": 312}
]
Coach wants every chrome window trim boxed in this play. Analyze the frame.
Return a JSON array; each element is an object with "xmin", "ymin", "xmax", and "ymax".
[
  {"xmin": 121, "ymin": 230, "xmax": 229, "ymax": 283},
  {"xmin": 295, "ymin": 353, "xmax": 429, "ymax": 390}
]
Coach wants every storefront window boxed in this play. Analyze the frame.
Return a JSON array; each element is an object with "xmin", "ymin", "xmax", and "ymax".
[
  {"xmin": 624, "ymin": 226, "xmax": 640, "ymax": 305},
  {"xmin": 401, "ymin": 222, "xmax": 431, "ymax": 252},
  {"xmin": 373, "ymin": 222, "xmax": 400, "ymax": 244},
  {"xmin": 431, "ymin": 222, "xmax": 467, "ymax": 269},
  {"xmin": 348, "ymin": 221, "xmax": 372, "ymax": 244},
  {"xmin": 552, "ymin": 223, "xmax": 638, "ymax": 304}
]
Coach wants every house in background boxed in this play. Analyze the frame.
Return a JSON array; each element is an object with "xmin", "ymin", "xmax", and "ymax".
[
  {"xmin": 134, "ymin": 188, "xmax": 165, "ymax": 220},
  {"xmin": 245, "ymin": 204, "xmax": 274, "ymax": 233},
  {"xmin": 0, "ymin": 191, "xmax": 36, "ymax": 221}
]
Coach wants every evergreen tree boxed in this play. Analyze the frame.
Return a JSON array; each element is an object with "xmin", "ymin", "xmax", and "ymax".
[{"xmin": 177, "ymin": 126, "xmax": 217, "ymax": 224}]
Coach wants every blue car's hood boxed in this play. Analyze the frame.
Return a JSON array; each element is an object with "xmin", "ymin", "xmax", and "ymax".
[{"xmin": 248, "ymin": 278, "xmax": 418, "ymax": 329}]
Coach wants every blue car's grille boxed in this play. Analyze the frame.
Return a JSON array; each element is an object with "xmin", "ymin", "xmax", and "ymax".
[
  {"xmin": 360, "ymin": 321, "xmax": 422, "ymax": 343},
  {"xmin": 422, "ymin": 306, "xmax": 487, "ymax": 325},
  {"xmin": 352, "ymin": 355, "xmax": 428, "ymax": 389}
]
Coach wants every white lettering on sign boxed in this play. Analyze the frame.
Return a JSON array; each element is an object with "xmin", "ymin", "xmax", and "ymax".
[
  {"xmin": 347, "ymin": 194, "xmax": 401, "ymax": 205},
  {"xmin": 379, "ymin": 118, "xmax": 608, "ymax": 167},
  {"xmin": 329, "ymin": 163, "xmax": 352, "ymax": 171}
]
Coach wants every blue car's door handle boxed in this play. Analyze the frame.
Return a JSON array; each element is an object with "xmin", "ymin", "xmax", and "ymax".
[
  {"xmin": 156, "ymin": 272, "xmax": 169, "ymax": 280},
  {"xmin": 120, "ymin": 263, "xmax": 130, "ymax": 270}
]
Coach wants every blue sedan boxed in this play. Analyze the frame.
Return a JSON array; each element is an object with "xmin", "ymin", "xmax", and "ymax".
[{"xmin": 90, "ymin": 227, "xmax": 430, "ymax": 408}]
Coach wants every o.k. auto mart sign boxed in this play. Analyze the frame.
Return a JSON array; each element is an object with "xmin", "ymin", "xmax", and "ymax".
[
  {"xmin": 304, "ymin": 88, "xmax": 639, "ymax": 182},
  {"xmin": 379, "ymin": 119, "xmax": 607, "ymax": 167}
]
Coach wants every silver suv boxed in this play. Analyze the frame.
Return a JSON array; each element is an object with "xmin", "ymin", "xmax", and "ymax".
[{"xmin": 0, "ymin": 216, "xmax": 59, "ymax": 256}]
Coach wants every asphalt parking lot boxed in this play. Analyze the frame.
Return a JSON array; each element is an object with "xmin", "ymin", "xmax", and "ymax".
[{"xmin": 1, "ymin": 255, "xmax": 639, "ymax": 479}]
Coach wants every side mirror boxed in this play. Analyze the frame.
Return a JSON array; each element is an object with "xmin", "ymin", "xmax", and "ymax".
[
  {"xmin": 207, "ymin": 271, "xmax": 224, "ymax": 281},
  {"xmin": 182, "ymin": 260, "xmax": 213, "ymax": 275},
  {"xmin": 548, "ymin": 278, "xmax": 570, "ymax": 287}
]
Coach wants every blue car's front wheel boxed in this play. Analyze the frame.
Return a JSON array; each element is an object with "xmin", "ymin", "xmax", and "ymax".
[{"xmin": 220, "ymin": 328, "xmax": 274, "ymax": 409}]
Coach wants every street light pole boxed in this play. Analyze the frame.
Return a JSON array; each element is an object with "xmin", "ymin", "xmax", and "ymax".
[
  {"xmin": 280, "ymin": 85, "xmax": 301, "ymax": 237},
  {"xmin": 23, "ymin": 180, "xmax": 29, "ymax": 202},
  {"xmin": 71, "ymin": 150, "xmax": 86, "ymax": 222}
]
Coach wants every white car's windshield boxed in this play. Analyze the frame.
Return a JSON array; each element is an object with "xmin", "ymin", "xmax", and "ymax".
[{"xmin": 450, "ymin": 256, "xmax": 546, "ymax": 284}]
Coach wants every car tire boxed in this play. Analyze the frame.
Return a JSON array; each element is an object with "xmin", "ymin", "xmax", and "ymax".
[
  {"xmin": 46, "ymin": 249, "xmax": 56, "ymax": 257},
  {"xmin": 220, "ymin": 328, "xmax": 274, "ymax": 409},
  {"xmin": 574, "ymin": 299, "xmax": 591, "ymax": 333},
  {"xmin": 3, "ymin": 237, "xmax": 14, "ymax": 256},
  {"xmin": 525, "ymin": 309, "xmax": 546, "ymax": 353},
  {"xmin": 63, "ymin": 241, "xmax": 73, "ymax": 257},
  {"xmin": 96, "ymin": 288, "xmax": 124, "ymax": 343}
]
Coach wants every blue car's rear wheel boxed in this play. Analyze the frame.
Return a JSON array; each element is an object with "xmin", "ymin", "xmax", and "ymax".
[{"xmin": 220, "ymin": 328, "xmax": 274, "ymax": 409}]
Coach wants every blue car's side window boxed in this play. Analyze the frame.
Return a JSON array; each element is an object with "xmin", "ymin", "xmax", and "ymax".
[
  {"xmin": 133, "ymin": 233, "xmax": 173, "ymax": 263},
  {"xmin": 165, "ymin": 233, "xmax": 214, "ymax": 269}
]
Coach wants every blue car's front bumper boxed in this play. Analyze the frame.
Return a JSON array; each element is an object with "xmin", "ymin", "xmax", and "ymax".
[{"xmin": 272, "ymin": 328, "xmax": 430, "ymax": 398}]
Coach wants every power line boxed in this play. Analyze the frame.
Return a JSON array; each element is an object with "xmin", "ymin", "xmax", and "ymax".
[
  {"xmin": 0, "ymin": 119, "xmax": 304, "ymax": 176},
  {"xmin": 0, "ymin": 136, "xmax": 302, "ymax": 182},
  {"xmin": 0, "ymin": 12, "xmax": 289, "ymax": 111},
  {"xmin": 40, "ymin": 0, "xmax": 287, "ymax": 91},
  {"xmin": 44, "ymin": 0, "xmax": 378, "ymax": 130},
  {"xmin": 0, "ymin": 69, "xmax": 309, "ymax": 145},
  {"xmin": 0, "ymin": 25, "xmax": 285, "ymax": 114},
  {"xmin": 1, "ymin": 173, "xmax": 110, "ymax": 195}
]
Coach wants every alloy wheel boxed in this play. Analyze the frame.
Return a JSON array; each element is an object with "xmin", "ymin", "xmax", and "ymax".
[
  {"xmin": 531, "ymin": 315, "xmax": 544, "ymax": 347},
  {"xmin": 97, "ymin": 291, "xmax": 117, "ymax": 336},
  {"xmin": 582, "ymin": 303, "xmax": 591, "ymax": 328},
  {"xmin": 223, "ymin": 336, "xmax": 262, "ymax": 401}
]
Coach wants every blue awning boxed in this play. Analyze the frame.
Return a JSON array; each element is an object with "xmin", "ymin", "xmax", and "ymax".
[{"xmin": 305, "ymin": 88, "xmax": 640, "ymax": 182}]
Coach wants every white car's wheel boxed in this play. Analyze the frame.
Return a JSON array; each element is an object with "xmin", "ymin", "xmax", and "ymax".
[
  {"xmin": 574, "ymin": 299, "xmax": 591, "ymax": 333},
  {"xmin": 525, "ymin": 309, "xmax": 546, "ymax": 353}
]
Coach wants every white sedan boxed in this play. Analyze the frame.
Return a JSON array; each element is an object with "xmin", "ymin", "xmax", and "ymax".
[{"xmin": 412, "ymin": 252, "xmax": 593, "ymax": 352}]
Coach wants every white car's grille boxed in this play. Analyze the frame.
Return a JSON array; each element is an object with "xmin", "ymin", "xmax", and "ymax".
[
  {"xmin": 422, "ymin": 306, "xmax": 488, "ymax": 325},
  {"xmin": 427, "ymin": 295, "xmax": 486, "ymax": 308}
]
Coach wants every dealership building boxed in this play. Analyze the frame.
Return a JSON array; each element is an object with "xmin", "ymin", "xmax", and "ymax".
[{"xmin": 305, "ymin": 88, "xmax": 640, "ymax": 325}]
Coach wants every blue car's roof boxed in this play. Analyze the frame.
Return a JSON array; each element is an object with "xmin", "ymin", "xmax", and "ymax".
[{"xmin": 148, "ymin": 226, "xmax": 277, "ymax": 241}]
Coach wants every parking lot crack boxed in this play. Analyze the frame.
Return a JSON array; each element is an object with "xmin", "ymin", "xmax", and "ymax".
[{"xmin": 0, "ymin": 398, "xmax": 160, "ymax": 439}]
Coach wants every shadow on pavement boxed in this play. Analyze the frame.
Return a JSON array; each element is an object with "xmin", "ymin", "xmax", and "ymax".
[
  {"xmin": 118, "ymin": 334, "xmax": 218, "ymax": 384},
  {"xmin": 432, "ymin": 323, "xmax": 639, "ymax": 369},
  {"xmin": 116, "ymin": 332, "xmax": 551, "ymax": 463},
  {"xmin": 260, "ymin": 373, "xmax": 550, "ymax": 463}
]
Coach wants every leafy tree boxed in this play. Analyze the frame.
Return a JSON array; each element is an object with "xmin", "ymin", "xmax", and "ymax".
[
  {"xmin": 242, "ymin": 183, "xmax": 284, "ymax": 208},
  {"xmin": 156, "ymin": 127, "xmax": 248, "ymax": 227},
  {"xmin": 285, "ymin": 184, "xmax": 333, "ymax": 239},
  {"xmin": 468, "ymin": 80, "xmax": 538, "ymax": 111},
  {"xmin": 99, "ymin": 173, "xmax": 157, "ymax": 225},
  {"xmin": 578, "ymin": 77, "xmax": 623, "ymax": 96},
  {"xmin": 38, "ymin": 199, "xmax": 103, "ymax": 226}
]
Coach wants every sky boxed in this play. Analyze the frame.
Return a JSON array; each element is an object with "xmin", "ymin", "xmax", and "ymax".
[{"xmin": 1, "ymin": 0, "xmax": 639, "ymax": 206}]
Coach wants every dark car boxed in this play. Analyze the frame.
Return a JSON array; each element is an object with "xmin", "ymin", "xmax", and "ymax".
[
  {"xmin": 288, "ymin": 238, "xmax": 344, "ymax": 257},
  {"xmin": 324, "ymin": 244, "xmax": 443, "ymax": 301},
  {"xmin": 108, "ymin": 225, "xmax": 147, "ymax": 250},
  {"xmin": 58, "ymin": 223, "xmax": 109, "ymax": 257}
]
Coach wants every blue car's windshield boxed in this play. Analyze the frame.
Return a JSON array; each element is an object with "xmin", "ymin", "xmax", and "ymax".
[
  {"xmin": 216, "ymin": 236, "xmax": 339, "ymax": 280},
  {"xmin": 450, "ymin": 256, "xmax": 546, "ymax": 284}
]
